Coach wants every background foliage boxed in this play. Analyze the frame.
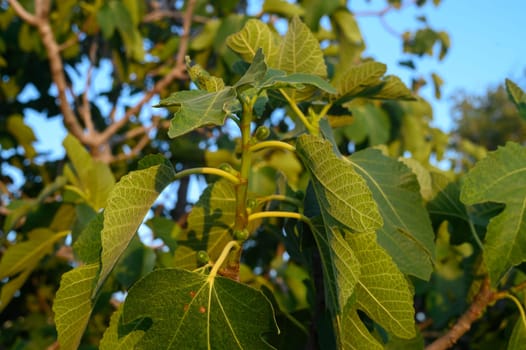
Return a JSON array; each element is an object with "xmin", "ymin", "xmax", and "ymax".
[{"xmin": 1, "ymin": 0, "xmax": 525, "ymax": 349}]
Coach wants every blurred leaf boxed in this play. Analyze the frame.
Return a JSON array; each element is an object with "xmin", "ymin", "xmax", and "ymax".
[
  {"xmin": 94, "ymin": 156, "xmax": 175, "ymax": 297},
  {"xmin": 505, "ymin": 79, "xmax": 526, "ymax": 120},
  {"xmin": 461, "ymin": 142, "xmax": 526, "ymax": 286},
  {"xmin": 187, "ymin": 57, "xmax": 225, "ymax": 92},
  {"xmin": 431, "ymin": 72, "xmax": 444, "ymax": 99},
  {"xmin": 398, "ymin": 157, "xmax": 433, "ymax": 201},
  {"xmin": 0, "ymin": 229, "xmax": 66, "ymax": 311},
  {"xmin": 173, "ymin": 180, "xmax": 236, "ymax": 270},
  {"xmin": 263, "ymin": 0, "xmax": 305, "ymax": 17},
  {"xmin": 63, "ymin": 134, "xmax": 115, "ymax": 210},
  {"xmin": 349, "ymin": 149, "xmax": 435, "ymax": 280},
  {"xmin": 73, "ymin": 211, "xmax": 103, "ymax": 264},
  {"xmin": 3, "ymin": 176, "xmax": 67, "ymax": 232},
  {"xmin": 347, "ymin": 104, "xmax": 391, "ymax": 145},
  {"xmin": 508, "ymin": 318, "xmax": 526, "ymax": 350},
  {"xmin": 302, "ymin": 0, "xmax": 339, "ymax": 29},
  {"xmin": 53, "ymin": 263, "xmax": 99, "ymax": 350},
  {"xmin": 118, "ymin": 268, "xmax": 279, "ymax": 349},
  {"xmin": 114, "ymin": 237, "xmax": 156, "ymax": 289},
  {"xmin": 145, "ymin": 216, "xmax": 181, "ymax": 251},
  {"xmin": 0, "ymin": 269, "xmax": 32, "ymax": 313},
  {"xmin": 190, "ymin": 19, "xmax": 221, "ymax": 51},
  {"xmin": 6, "ymin": 114, "xmax": 36, "ymax": 159},
  {"xmin": 158, "ymin": 88, "xmax": 238, "ymax": 138},
  {"xmin": 332, "ymin": 9, "xmax": 363, "ymax": 45}
]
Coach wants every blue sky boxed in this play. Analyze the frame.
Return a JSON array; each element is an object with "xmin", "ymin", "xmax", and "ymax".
[
  {"xmin": 22, "ymin": 0, "xmax": 526, "ymax": 160},
  {"xmin": 353, "ymin": 0, "xmax": 525, "ymax": 130}
]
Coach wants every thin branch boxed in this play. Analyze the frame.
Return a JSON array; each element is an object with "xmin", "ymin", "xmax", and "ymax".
[
  {"xmin": 58, "ymin": 33, "xmax": 80, "ymax": 52},
  {"xmin": 425, "ymin": 278, "xmax": 495, "ymax": 350},
  {"xmin": 98, "ymin": 0, "xmax": 196, "ymax": 145},
  {"xmin": 7, "ymin": 0, "xmax": 38, "ymax": 25},
  {"xmin": 142, "ymin": 10, "xmax": 208, "ymax": 24},
  {"xmin": 80, "ymin": 42, "xmax": 98, "ymax": 136},
  {"xmin": 9, "ymin": 0, "xmax": 85, "ymax": 142},
  {"xmin": 512, "ymin": 279, "xmax": 526, "ymax": 293}
]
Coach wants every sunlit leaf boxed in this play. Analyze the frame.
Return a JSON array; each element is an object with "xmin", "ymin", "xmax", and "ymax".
[
  {"xmin": 277, "ymin": 16, "xmax": 327, "ymax": 77},
  {"xmin": 370, "ymin": 75, "xmax": 414, "ymax": 100},
  {"xmin": 158, "ymin": 88, "xmax": 238, "ymax": 139},
  {"xmin": 505, "ymin": 79, "xmax": 526, "ymax": 120},
  {"xmin": 460, "ymin": 142, "xmax": 526, "ymax": 286},
  {"xmin": 348, "ymin": 149, "xmax": 435, "ymax": 280},
  {"xmin": 94, "ymin": 156, "xmax": 174, "ymax": 296},
  {"xmin": 226, "ymin": 19, "xmax": 279, "ymax": 63},
  {"xmin": 118, "ymin": 268, "xmax": 279, "ymax": 349},
  {"xmin": 347, "ymin": 232, "xmax": 416, "ymax": 338},
  {"xmin": 54, "ymin": 263, "xmax": 99, "ymax": 350},
  {"xmin": 296, "ymin": 134, "xmax": 383, "ymax": 233},
  {"xmin": 341, "ymin": 304, "xmax": 383, "ymax": 350},
  {"xmin": 334, "ymin": 61, "xmax": 386, "ymax": 98}
]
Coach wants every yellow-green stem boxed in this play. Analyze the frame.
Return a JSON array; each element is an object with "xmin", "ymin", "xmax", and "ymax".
[
  {"xmin": 234, "ymin": 98, "xmax": 256, "ymax": 230},
  {"xmin": 207, "ymin": 240, "xmax": 240, "ymax": 282},
  {"xmin": 248, "ymin": 211, "xmax": 308, "ymax": 223},
  {"xmin": 249, "ymin": 140, "xmax": 296, "ymax": 153},
  {"xmin": 279, "ymin": 88, "xmax": 317, "ymax": 135},
  {"xmin": 497, "ymin": 293, "xmax": 526, "ymax": 329},
  {"xmin": 257, "ymin": 194, "xmax": 302, "ymax": 208},
  {"xmin": 174, "ymin": 167, "xmax": 241, "ymax": 185}
]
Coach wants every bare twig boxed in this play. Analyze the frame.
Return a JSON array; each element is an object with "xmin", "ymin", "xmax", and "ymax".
[
  {"xmin": 8, "ymin": 0, "xmax": 85, "ymax": 142},
  {"xmin": 512, "ymin": 279, "xmax": 526, "ymax": 293},
  {"xmin": 58, "ymin": 33, "xmax": 80, "ymax": 52},
  {"xmin": 142, "ymin": 10, "xmax": 208, "ymax": 24},
  {"xmin": 80, "ymin": 42, "xmax": 98, "ymax": 136},
  {"xmin": 425, "ymin": 278, "xmax": 495, "ymax": 350},
  {"xmin": 7, "ymin": 0, "xmax": 38, "ymax": 25},
  {"xmin": 97, "ymin": 0, "xmax": 196, "ymax": 145}
]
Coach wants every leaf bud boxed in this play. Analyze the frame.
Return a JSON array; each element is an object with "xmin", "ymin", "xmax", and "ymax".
[
  {"xmin": 254, "ymin": 126, "xmax": 270, "ymax": 141},
  {"xmin": 196, "ymin": 250, "xmax": 209, "ymax": 266},
  {"xmin": 233, "ymin": 229, "xmax": 250, "ymax": 241}
]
